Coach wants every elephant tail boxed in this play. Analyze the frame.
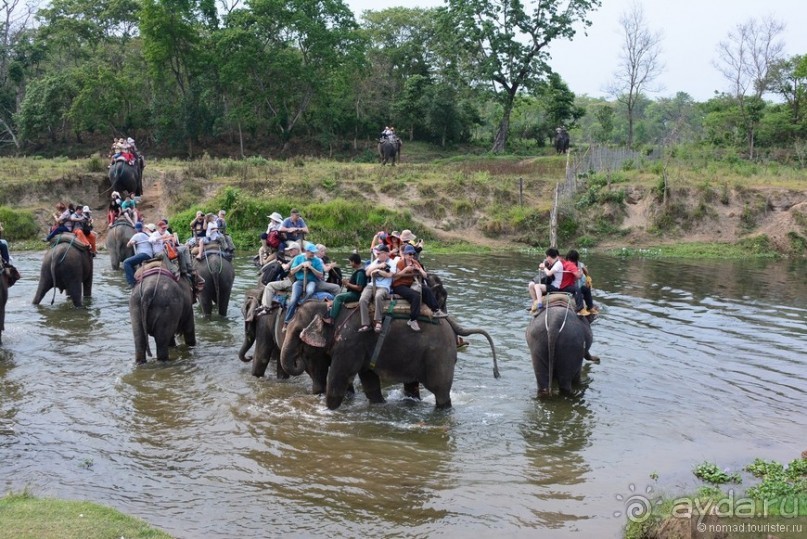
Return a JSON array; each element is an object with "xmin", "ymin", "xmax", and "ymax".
[{"xmin": 445, "ymin": 316, "xmax": 500, "ymax": 379}]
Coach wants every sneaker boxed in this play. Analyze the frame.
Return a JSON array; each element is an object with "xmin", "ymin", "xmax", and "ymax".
[
  {"xmin": 407, "ymin": 320, "xmax": 421, "ymax": 332},
  {"xmin": 577, "ymin": 308, "xmax": 590, "ymax": 316},
  {"xmin": 255, "ymin": 306, "xmax": 269, "ymax": 317},
  {"xmin": 529, "ymin": 300, "xmax": 542, "ymax": 313},
  {"xmin": 432, "ymin": 309, "xmax": 448, "ymax": 318},
  {"xmin": 589, "ymin": 306, "xmax": 600, "ymax": 315}
]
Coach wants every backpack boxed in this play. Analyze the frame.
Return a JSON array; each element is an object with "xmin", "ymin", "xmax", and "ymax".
[
  {"xmin": 260, "ymin": 260, "xmax": 286, "ymax": 285},
  {"xmin": 267, "ymin": 229, "xmax": 281, "ymax": 249}
]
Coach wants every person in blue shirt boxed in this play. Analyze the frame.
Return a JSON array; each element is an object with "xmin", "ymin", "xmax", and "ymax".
[
  {"xmin": 358, "ymin": 244, "xmax": 396, "ymax": 333},
  {"xmin": 283, "ymin": 242, "xmax": 324, "ymax": 331},
  {"xmin": 123, "ymin": 222, "xmax": 155, "ymax": 288},
  {"xmin": 279, "ymin": 208, "xmax": 309, "ymax": 242}
]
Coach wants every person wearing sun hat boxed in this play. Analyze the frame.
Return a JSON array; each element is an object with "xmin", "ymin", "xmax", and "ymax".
[
  {"xmin": 392, "ymin": 244, "xmax": 447, "ymax": 332},
  {"xmin": 399, "ymin": 229, "xmax": 424, "ymax": 260},
  {"xmin": 256, "ymin": 241, "xmax": 301, "ymax": 316}
]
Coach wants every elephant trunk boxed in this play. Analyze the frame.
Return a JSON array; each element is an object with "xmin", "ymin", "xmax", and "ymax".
[
  {"xmin": 445, "ymin": 316, "xmax": 500, "ymax": 379},
  {"xmin": 238, "ymin": 321, "xmax": 255, "ymax": 362},
  {"xmin": 279, "ymin": 328, "xmax": 307, "ymax": 376}
]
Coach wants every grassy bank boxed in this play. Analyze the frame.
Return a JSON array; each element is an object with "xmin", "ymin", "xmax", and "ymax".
[
  {"xmin": 1, "ymin": 147, "xmax": 806, "ymax": 257},
  {"xmin": 625, "ymin": 456, "xmax": 807, "ymax": 539},
  {"xmin": 0, "ymin": 491, "xmax": 171, "ymax": 539}
]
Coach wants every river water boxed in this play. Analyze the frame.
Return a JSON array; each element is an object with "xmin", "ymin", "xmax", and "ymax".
[{"xmin": 1, "ymin": 250, "xmax": 805, "ymax": 538}]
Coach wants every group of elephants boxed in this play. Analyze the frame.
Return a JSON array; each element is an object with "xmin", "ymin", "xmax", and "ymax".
[{"xmin": 4, "ymin": 160, "xmax": 598, "ymax": 407}]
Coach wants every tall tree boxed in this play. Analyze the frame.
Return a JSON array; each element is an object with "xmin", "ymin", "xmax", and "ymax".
[
  {"xmin": 444, "ymin": 0, "xmax": 600, "ymax": 152},
  {"xmin": 608, "ymin": 2, "xmax": 662, "ymax": 148},
  {"xmin": 715, "ymin": 16, "xmax": 785, "ymax": 158},
  {"xmin": 768, "ymin": 54, "xmax": 807, "ymax": 127}
]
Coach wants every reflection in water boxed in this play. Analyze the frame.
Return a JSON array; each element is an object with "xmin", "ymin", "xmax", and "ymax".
[
  {"xmin": 0, "ymin": 250, "xmax": 804, "ymax": 538},
  {"xmin": 520, "ymin": 397, "xmax": 593, "ymax": 529}
]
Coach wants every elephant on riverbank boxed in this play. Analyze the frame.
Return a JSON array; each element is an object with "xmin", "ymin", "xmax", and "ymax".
[
  {"xmin": 106, "ymin": 217, "xmax": 135, "ymax": 270},
  {"xmin": 280, "ymin": 301, "xmax": 499, "ymax": 410},
  {"xmin": 526, "ymin": 294, "xmax": 597, "ymax": 397},
  {"xmin": 379, "ymin": 139, "xmax": 401, "ymax": 166},
  {"xmin": 109, "ymin": 161, "xmax": 142, "ymax": 196},
  {"xmin": 32, "ymin": 236, "xmax": 93, "ymax": 307},
  {"xmin": 129, "ymin": 262, "xmax": 196, "ymax": 363},
  {"xmin": 194, "ymin": 250, "xmax": 235, "ymax": 317}
]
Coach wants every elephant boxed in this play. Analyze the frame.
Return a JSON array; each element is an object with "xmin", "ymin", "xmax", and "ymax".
[
  {"xmin": 106, "ymin": 217, "xmax": 135, "ymax": 270},
  {"xmin": 280, "ymin": 301, "xmax": 499, "ymax": 410},
  {"xmin": 379, "ymin": 139, "xmax": 401, "ymax": 166},
  {"xmin": 1, "ymin": 263, "xmax": 20, "ymax": 345},
  {"xmin": 108, "ymin": 160, "xmax": 142, "ymax": 197},
  {"xmin": 32, "ymin": 235, "xmax": 94, "ymax": 307},
  {"xmin": 239, "ymin": 286, "xmax": 289, "ymax": 379},
  {"xmin": 525, "ymin": 293, "xmax": 597, "ymax": 397},
  {"xmin": 194, "ymin": 250, "xmax": 235, "ymax": 317},
  {"xmin": 554, "ymin": 128, "xmax": 570, "ymax": 154},
  {"xmin": 129, "ymin": 261, "xmax": 196, "ymax": 363}
]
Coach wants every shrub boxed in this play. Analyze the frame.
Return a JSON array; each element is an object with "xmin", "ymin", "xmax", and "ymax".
[{"xmin": 0, "ymin": 206, "xmax": 40, "ymax": 240}]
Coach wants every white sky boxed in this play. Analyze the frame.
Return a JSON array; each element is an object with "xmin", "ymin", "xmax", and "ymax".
[{"xmin": 345, "ymin": 0, "xmax": 807, "ymax": 102}]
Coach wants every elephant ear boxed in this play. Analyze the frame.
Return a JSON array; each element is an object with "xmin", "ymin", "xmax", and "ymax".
[
  {"xmin": 300, "ymin": 315, "xmax": 327, "ymax": 348},
  {"xmin": 243, "ymin": 294, "xmax": 259, "ymax": 322}
]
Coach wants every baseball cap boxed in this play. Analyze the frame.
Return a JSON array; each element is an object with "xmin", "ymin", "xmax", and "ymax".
[
  {"xmin": 375, "ymin": 244, "xmax": 389, "ymax": 253},
  {"xmin": 286, "ymin": 241, "xmax": 300, "ymax": 251},
  {"xmin": 135, "ymin": 222, "xmax": 143, "ymax": 230},
  {"xmin": 305, "ymin": 243, "xmax": 318, "ymax": 253},
  {"xmin": 82, "ymin": 206, "xmax": 90, "ymax": 213},
  {"xmin": 403, "ymin": 245, "xmax": 417, "ymax": 255}
]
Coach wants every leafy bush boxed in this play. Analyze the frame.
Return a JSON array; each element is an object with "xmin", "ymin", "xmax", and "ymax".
[
  {"xmin": 0, "ymin": 206, "xmax": 40, "ymax": 240},
  {"xmin": 693, "ymin": 462, "xmax": 742, "ymax": 485}
]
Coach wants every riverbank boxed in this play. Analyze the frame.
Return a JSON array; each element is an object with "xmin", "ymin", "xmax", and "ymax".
[
  {"xmin": 0, "ymin": 491, "xmax": 171, "ymax": 539},
  {"xmin": 0, "ymin": 150, "xmax": 805, "ymax": 257}
]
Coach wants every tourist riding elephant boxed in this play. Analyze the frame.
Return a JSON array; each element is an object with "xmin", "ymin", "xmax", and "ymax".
[
  {"xmin": 280, "ymin": 301, "xmax": 499, "ymax": 410},
  {"xmin": 32, "ymin": 236, "xmax": 93, "ymax": 308},
  {"xmin": 129, "ymin": 262, "xmax": 196, "ymax": 363},
  {"xmin": 106, "ymin": 217, "xmax": 135, "ymax": 270},
  {"xmin": 379, "ymin": 139, "xmax": 401, "ymax": 166},
  {"xmin": 554, "ymin": 127, "xmax": 570, "ymax": 154},
  {"xmin": 526, "ymin": 294, "xmax": 597, "ymax": 397},
  {"xmin": 108, "ymin": 161, "xmax": 142, "ymax": 196},
  {"xmin": 239, "ymin": 286, "xmax": 288, "ymax": 379},
  {"xmin": 194, "ymin": 250, "xmax": 235, "ymax": 317}
]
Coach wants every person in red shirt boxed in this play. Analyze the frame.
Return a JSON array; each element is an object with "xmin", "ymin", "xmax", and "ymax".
[{"xmin": 561, "ymin": 250, "xmax": 587, "ymax": 315}]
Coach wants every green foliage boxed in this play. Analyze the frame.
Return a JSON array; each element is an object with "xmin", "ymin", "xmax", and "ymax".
[
  {"xmin": 744, "ymin": 458, "xmax": 807, "ymax": 501},
  {"xmin": 693, "ymin": 462, "xmax": 742, "ymax": 485},
  {"xmin": 0, "ymin": 206, "xmax": 40, "ymax": 240}
]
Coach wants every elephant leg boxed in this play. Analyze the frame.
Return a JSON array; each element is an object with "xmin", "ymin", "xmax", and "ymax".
[
  {"xmin": 217, "ymin": 284, "xmax": 231, "ymax": 317},
  {"xmin": 403, "ymin": 381, "xmax": 421, "ymax": 401},
  {"xmin": 423, "ymin": 379, "xmax": 452, "ymax": 409},
  {"xmin": 200, "ymin": 288, "xmax": 213, "ymax": 316},
  {"xmin": 182, "ymin": 315, "xmax": 196, "ymax": 347},
  {"xmin": 132, "ymin": 316, "xmax": 148, "ymax": 364},
  {"xmin": 326, "ymin": 371, "xmax": 361, "ymax": 410},
  {"xmin": 83, "ymin": 272, "xmax": 92, "ymax": 298},
  {"xmin": 169, "ymin": 335, "xmax": 177, "ymax": 347},
  {"xmin": 155, "ymin": 337, "xmax": 171, "ymax": 362},
  {"xmin": 358, "ymin": 370, "xmax": 384, "ymax": 404},
  {"xmin": 68, "ymin": 281, "xmax": 84, "ymax": 307},
  {"xmin": 252, "ymin": 343, "xmax": 271, "ymax": 378}
]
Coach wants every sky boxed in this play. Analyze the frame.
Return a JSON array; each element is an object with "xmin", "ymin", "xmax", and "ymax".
[{"xmin": 345, "ymin": 0, "xmax": 807, "ymax": 102}]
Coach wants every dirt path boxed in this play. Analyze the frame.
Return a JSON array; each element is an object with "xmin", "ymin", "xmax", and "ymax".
[{"xmin": 94, "ymin": 170, "xmax": 170, "ymax": 244}]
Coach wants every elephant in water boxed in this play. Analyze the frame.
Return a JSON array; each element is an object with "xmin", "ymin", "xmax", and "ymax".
[
  {"xmin": 129, "ymin": 261, "xmax": 196, "ymax": 363},
  {"xmin": 106, "ymin": 217, "xmax": 135, "ymax": 270},
  {"xmin": 379, "ymin": 138, "xmax": 401, "ymax": 166},
  {"xmin": 32, "ymin": 235, "xmax": 94, "ymax": 307},
  {"xmin": 280, "ymin": 301, "xmax": 499, "ymax": 410},
  {"xmin": 194, "ymin": 249, "xmax": 235, "ymax": 317},
  {"xmin": 1, "ymin": 262, "xmax": 20, "ymax": 345},
  {"xmin": 108, "ymin": 161, "xmax": 142, "ymax": 197},
  {"xmin": 239, "ymin": 286, "xmax": 288, "ymax": 379},
  {"xmin": 526, "ymin": 293, "xmax": 597, "ymax": 397}
]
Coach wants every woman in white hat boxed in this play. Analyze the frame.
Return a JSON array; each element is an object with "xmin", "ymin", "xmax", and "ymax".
[{"xmin": 266, "ymin": 211, "xmax": 283, "ymax": 234}]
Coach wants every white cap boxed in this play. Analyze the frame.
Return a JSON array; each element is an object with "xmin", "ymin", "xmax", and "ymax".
[
  {"xmin": 82, "ymin": 206, "xmax": 90, "ymax": 212},
  {"xmin": 127, "ymin": 137, "xmax": 134, "ymax": 144}
]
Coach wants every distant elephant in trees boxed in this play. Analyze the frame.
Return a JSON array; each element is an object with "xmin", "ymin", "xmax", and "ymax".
[
  {"xmin": 194, "ymin": 250, "xmax": 235, "ymax": 317},
  {"xmin": 32, "ymin": 235, "xmax": 94, "ymax": 308},
  {"xmin": 108, "ymin": 161, "xmax": 142, "ymax": 197},
  {"xmin": 129, "ymin": 262, "xmax": 196, "ymax": 363},
  {"xmin": 554, "ymin": 127, "xmax": 570, "ymax": 154},
  {"xmin": 379, "ymin": 138, "xmax": 401, "ymax": 166},
  {"xmin": 1, "ymin": 262, "xmax": 20, "ymax": 345},
  {"xmin": 280, "ymin": 301, "xmax": 499, "ymax": 410},
  {"xmin": 525, "ymin": 294, "xmax": 597, "ymax": 397},
  {"xmin": 106, "ymin": 217, "xmax": 135, "ymax": 270},
  {"xmin": 239, "ymin": 286, "xmax": 289, "ymax": 380}
]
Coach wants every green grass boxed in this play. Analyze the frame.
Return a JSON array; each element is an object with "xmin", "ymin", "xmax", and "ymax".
[
  {"xmin": 0, "ymin": 491, "xmax": 172, "ymax": 539},
  {"xmin": 609, "ymin": 237, "xmax": 781, "ymax": 259}
]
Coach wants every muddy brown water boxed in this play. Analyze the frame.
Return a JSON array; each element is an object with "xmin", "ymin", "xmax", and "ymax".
[{"xmin": 1, "ymin": 250, "xmax": 805, "ymax": 538}]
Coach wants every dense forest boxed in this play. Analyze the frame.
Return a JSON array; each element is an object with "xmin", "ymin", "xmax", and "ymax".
[{"xmin": 0, "ymin": 0, "xmax": 805, "ymax": 160}]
